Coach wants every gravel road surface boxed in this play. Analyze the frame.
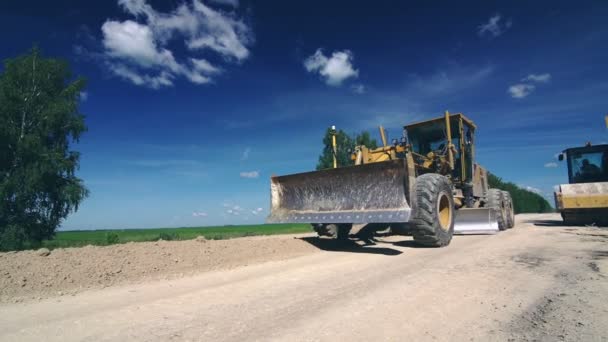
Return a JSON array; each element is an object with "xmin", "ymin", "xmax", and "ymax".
[{"xmin": 1, "ymin": 213, "xmax": 607, "ymax": 341}]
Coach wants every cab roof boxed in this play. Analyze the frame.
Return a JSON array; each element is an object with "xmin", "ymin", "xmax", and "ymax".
[
  {"xmin": 404, "ymin": 113, "xmax": 477, "ymax": 130},
  {"xmin": 564, "ymin": 144, "xmax": 608, "ymax": 154}
]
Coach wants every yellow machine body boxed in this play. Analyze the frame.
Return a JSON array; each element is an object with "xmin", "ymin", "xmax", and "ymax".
[
  {"xmin": 267, "ymin": 112, "xmax": 500, "ymax": 235},
  {"xmin": 554, "ymin": 143, "xmax": 608, "ymax": 225}
]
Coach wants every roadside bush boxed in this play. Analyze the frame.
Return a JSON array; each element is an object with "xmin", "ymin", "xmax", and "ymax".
[
  {"xmin": 105, "ymin": 232, "xmax": 120, "ymax": 245},
  {"xmin": 158, "ymin": 232, "xmax": 180, "ymax": 241},
  {"xmin": 0, "ymin": 224, "xmax": 27, "ymax": 251}
]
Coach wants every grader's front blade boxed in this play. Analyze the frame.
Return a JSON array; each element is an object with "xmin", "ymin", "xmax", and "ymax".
[
  {"xmin": 454, "ymin": 208, "xmax": 499, "ymax": 235},
  {"xmin": 266, "ymin": 159, "xmax": 412, "ymax": 224}
]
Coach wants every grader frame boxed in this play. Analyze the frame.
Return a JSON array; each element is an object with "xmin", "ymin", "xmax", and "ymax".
[{"xmin": 267, "ymin": 111, "xmax": 513, "ymax": 246}]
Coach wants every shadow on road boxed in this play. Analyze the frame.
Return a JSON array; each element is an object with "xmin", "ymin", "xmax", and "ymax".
[
  {"xmin": 298, "ymin": 237, "xmax": 403, "ymax": 256},
  {"xmin": 530, "ymin": 219, "xmax": 607, "ymax": 228},
  {"xmin": 530, "ymin": 219, "xmax": 566, "ymax": 227},
  {"xmin": 388, "ymin": 240, "xmax": 432, "ymax": 248}
]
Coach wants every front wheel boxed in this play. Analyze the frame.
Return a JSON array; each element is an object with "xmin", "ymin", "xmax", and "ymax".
[{"xmin": 410, "ymin": 174, "xmax": 455, "ymax": 247}]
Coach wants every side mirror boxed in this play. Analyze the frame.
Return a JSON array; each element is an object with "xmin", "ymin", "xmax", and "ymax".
[{"xmin": 558, "ymin": 153, "xmax": 564, "ymax": 161}]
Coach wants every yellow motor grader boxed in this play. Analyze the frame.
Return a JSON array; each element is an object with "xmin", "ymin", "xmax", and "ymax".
[{"xmin": 267, "ymin": 111, "xmax": 514, "ymax": 247}]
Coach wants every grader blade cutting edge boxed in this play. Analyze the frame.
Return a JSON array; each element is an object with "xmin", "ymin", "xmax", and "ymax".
[
  {"xmin": 266, "ymin": 159, "xmax": 412, "ymax": 224},
  {"xmin": 453, "ymin": 208, "xmax": 499, "ymax": 235}
]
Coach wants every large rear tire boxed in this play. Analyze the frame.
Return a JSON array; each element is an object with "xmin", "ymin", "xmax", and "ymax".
[
  {"xmin": 502, "ymin": 191, "xmax": 515, "ymax": 229},
  {"xmin": 410, "ymin": 174, "xmax": 455, "ymax": 247},
  {"xmin": 487, "ymin": 189, "xmax": 507, "ymax": 231}
]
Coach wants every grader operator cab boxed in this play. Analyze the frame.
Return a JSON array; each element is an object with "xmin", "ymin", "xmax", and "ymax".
[
  {"xmin": 267, "ymin": 112, "xmax": 514, "ymax": 247},
  {"xmin": 554, "ymin": 143, "xmax": 608, "ymax": 225}
]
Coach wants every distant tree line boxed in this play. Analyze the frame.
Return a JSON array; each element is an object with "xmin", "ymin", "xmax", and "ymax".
[
  {"xmin": 317, "ymin": 129, "xmax": 553, "ymax": 213},
  {"xmin": 487, "ymin": 173, "xmax": 553, "ymax": 214},
  {"xmin": 316, "ymin": 128, "xmax": 378, "ymax": 170}
]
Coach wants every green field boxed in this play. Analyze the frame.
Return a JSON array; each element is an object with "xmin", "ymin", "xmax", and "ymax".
[{"xmin": 42, "ymin": 223, "xmax": 312, "ymax": 249}]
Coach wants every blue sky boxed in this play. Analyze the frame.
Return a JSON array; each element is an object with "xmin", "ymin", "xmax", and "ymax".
[{"xmin": 1, "ymin": 0, "xmax": 607, "ymax": 229}]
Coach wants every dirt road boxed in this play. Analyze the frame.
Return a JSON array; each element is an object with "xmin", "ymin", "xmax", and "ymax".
[{"xmin": 1, "ymin": 213, "xmax": 607, "ymax": 341}]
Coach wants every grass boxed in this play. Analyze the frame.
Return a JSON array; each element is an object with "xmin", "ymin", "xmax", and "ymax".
[{"xmin": 41, "ymin": 223, "xmax": 311, "ymax": 249}]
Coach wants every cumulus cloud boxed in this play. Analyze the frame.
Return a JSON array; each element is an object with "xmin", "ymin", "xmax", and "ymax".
[
  {"xmin": 524, "ymin": 185, "xmax": 543, "ymax": 194},
  {"xmin": 192, "ymin": 211, "xmax": 207, "ymax": 217},
  {"xmin": 240, "ymin": 170, "xmax": 259, "ymax": 178},
  {"xmin": 226, "ymin": 204, "xmax": 244, "ymax": 216},
  {"xmin": 522, "ymin": 73, "xmax": 551, "ymax": 83},
  {"xmin": 304, "ymin": 49, "xmax": 359, "ymax": 86},
  {"xmin": 544, "ymin": 162, "xmax": 558, "ymax": 168},
  {"xmin": 508, "ymin": 73, "xmax": 551, "ymax": 99},
  {"xmin": 508, "ymin": 84, "xmax": 535, "ymax": 99},
  {"xmin": 79, "ymin": 91, "xmax": 88, "ymax": 102},
  {"xmin": 100, "ymin": 0, "xmax": 253, "ymax": 88},
  {"xmin": 220, "ymin": 201, "xmax": 263, "ymax": 220},
  {"xmin": 478, "ymin": 14, "xmax": 512, "ymax": 38},
  {"xmin": 250, "ymin": 207, "xmax": 264, "ymax": 215}
]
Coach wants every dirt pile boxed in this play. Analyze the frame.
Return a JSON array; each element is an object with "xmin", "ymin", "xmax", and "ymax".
[{"xmin": 0, "ymin": 234, "xmax": 318, "ymax": 303}]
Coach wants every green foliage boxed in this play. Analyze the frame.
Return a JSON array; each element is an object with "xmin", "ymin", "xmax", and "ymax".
[
  {"xmin": 0, "ymin": 47, "xmax": 88, "ymax": 251},
  {"xmin": 105, "ymin": 232, "xmax": 120, "ymax": 244},
  {"xmin": 488, "ymin": 173, "xmax": 553, "ymax": 213},
  {"xmin": 158, "ymin": 232, "xmax": 180, "ymax": 241},
  {"xmin": 0, "ymin": 224, "xmax": 28, "ymax": 251},
  {"xmin": 316, "ymin": 129, "xmax": 379, "ymax": 170},
  {"xmin": 316, "ymin": 128, "xmax": 353, "ymax": 170},
  {"xmin": 354, "ymin": 131, "xmax": 378, "ymax": 150},
  {"xmin": 39, "ymin": 224, "xmax": 311, "ymax": 249}
]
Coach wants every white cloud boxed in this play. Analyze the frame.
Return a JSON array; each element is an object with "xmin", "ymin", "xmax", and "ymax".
[
  {"xmin": 304, "ymin": 49, "xmax": 359, "ymax": 86},
  {"xmin": 102, "ymin": 20, "xmax": 177, "ymax": 68},
  {"xmin": 250, "ymin": 208, "xmax": 264, "ymax": 215},
  {"xmin": 478, "ymin": 14, "xmax": 512, "ymax": 38},
  {"xmin": 79, "ymin": 91, "xmax": 88, "ymax": 102},
  {"xmin": 107, "ymin": 62, "xmax": 175, "ymax": 88},
  {"xmin": 240, "ymin": 170, "xmax": 259, "ymax": 178},
  {"xmin": 544, "ymin": 162, "xmax": 558, "ymax": 168},
  {"xmin": 522, "ymin": 73, "xmax": 551, "ymax": 83},
  {"xmin": 101, "ymin": 0, "xmax": 253, "ymax": 88},
  {"xmin": 192, "ymin": 211, "xmax": 207, "ymax": 217},
  {"xmin": 190, "ymin": 58, "xmax": 221, "ymax": 74},
  {"xmin": 351, "ymin": 84, "xmax": 366, "ymax": 94},
  {"xmin": 508, "ymin": 83, "xmax": 535, "ymax": 99},
  {"xmin": 508, "ymin": 73, "xmax": 551, "ymax": 99},
  {"xmin": 524, "ymin": 185, "xmax": 543, "ymax": 194},
  {"xmin": 241, "ymin": 147, "xmax": 251, "ymax": 160}
]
